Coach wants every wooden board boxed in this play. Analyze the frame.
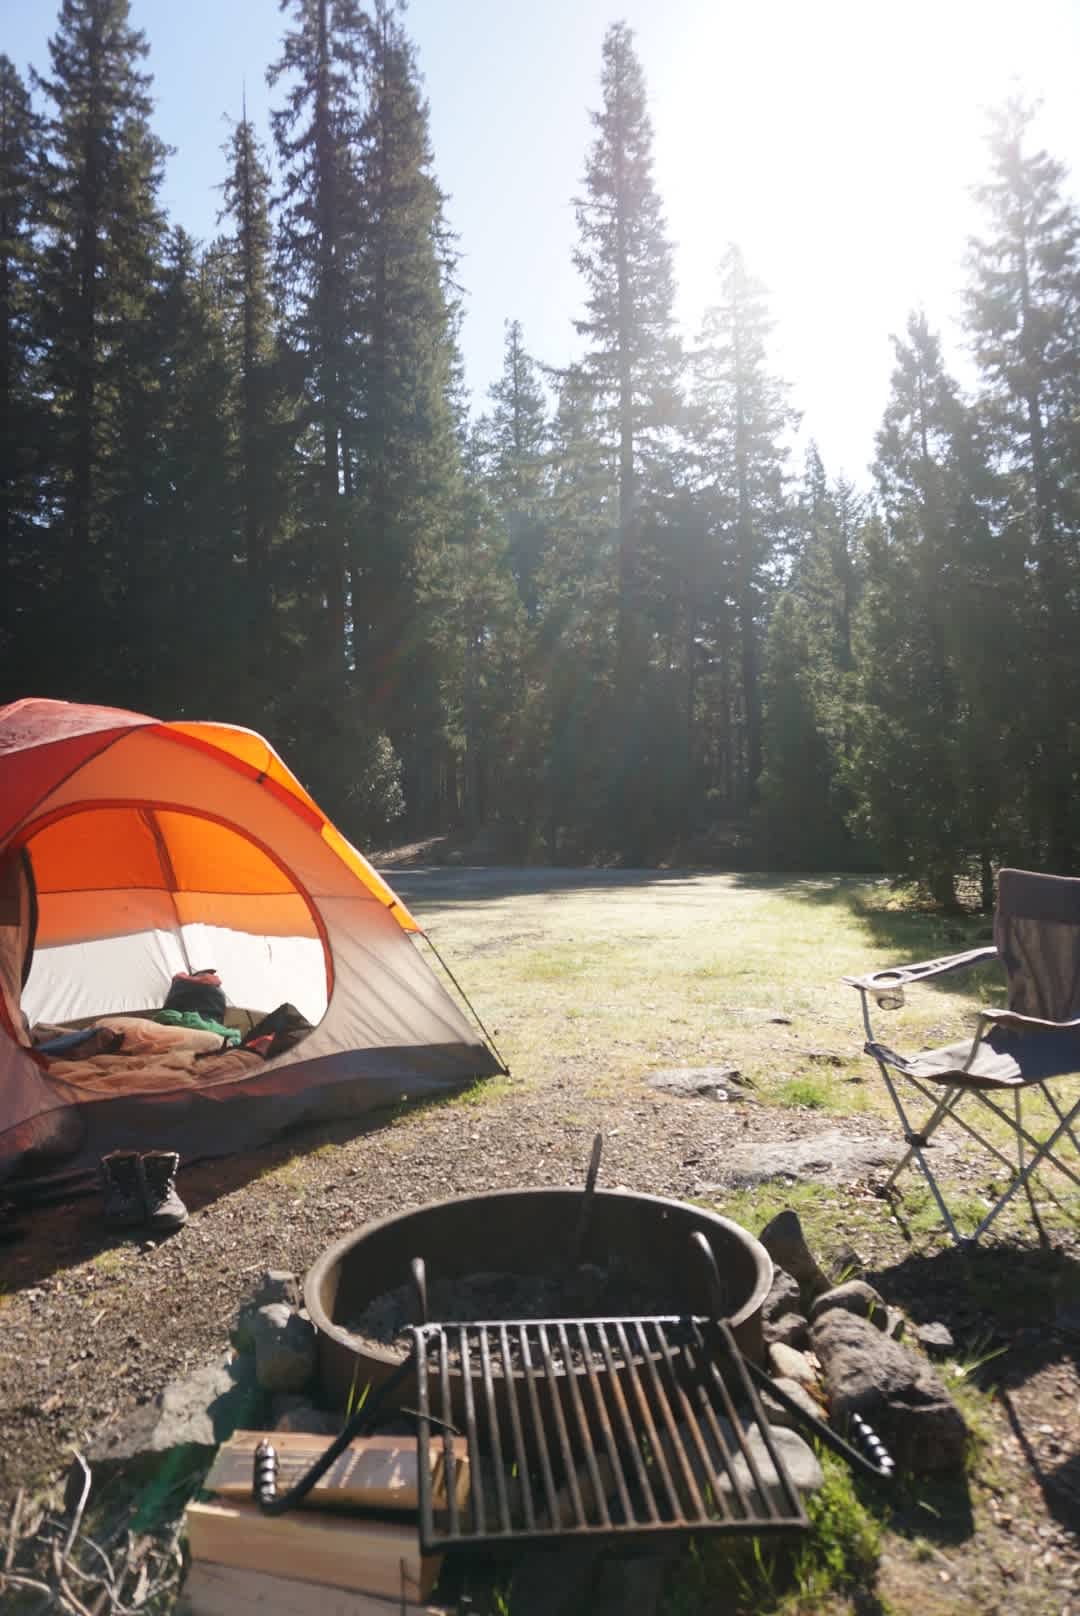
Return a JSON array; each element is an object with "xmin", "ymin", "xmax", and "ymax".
[
  {"xmin": 184, "ymin": 1499, "xmax": 441, "ymax": 1603},
  {"xmin": 204, "ymin": 1431, "xmax": 469, "ymax": 1514},
  {"xmin": 181, "ymin": 1560, "xmax": 448, "ymax": 1616}
]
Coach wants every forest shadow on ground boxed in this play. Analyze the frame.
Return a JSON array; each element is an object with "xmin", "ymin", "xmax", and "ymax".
[
  {"xmin": 730, "ymin": 870, "xmax": 1004, "ymax": 1003},
  {"xmin": 1, "ymin": 1083, "xmax": 474, "ymax": 1290},
  {"xmin": 382, "ymin": 863, "xmax": 735, "ymax": 907},
  {"xmin": 868, "ymin": 1239, "xmax": 1080, "ymax": 1391},
  {"xmin": 868, "ymin": 1239, "xmax": 1080, "ymax": 1531}
]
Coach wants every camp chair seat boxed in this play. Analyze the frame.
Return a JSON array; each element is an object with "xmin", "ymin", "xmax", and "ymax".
[
  {"xmin": 844, "ymin": 869, "xmax": 1080, "ymax": 1246},
  {"xmin": 870, "ymin": 1023, "xmax": 1080, "ymax": 1090}
]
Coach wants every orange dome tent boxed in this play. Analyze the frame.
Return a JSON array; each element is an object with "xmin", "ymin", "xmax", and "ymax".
[{"xmin": 0, "ymin": 699, "xmax": 503, "ymax": 1196}]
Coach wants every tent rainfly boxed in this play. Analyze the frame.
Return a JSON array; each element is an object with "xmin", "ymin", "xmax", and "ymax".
[{"xmin": 0, "ymin": 698, "xmax": 503, "ymax": 1196}]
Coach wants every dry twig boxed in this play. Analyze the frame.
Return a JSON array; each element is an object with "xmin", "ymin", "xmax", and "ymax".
[{"xmin": 5, "ymin": 1486, "xmax": 24, "ymax": 1572}]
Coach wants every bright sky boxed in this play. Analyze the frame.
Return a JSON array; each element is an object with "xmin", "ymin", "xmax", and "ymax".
[{"xmin": 6, "ymin": 0, "xmax": 1080, "ymax": 482}]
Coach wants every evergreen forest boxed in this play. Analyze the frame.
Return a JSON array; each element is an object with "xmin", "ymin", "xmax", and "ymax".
[{"xmin": 3, "ymin": 1, "xmax": 1080, "ymax": 905}]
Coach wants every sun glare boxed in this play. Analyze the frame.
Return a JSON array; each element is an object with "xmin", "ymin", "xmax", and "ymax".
[{"xmin": 644, "ymin": 0, "xmax": 1076, "ymax": 473}]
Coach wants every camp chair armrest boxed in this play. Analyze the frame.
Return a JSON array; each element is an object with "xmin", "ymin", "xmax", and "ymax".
[
  {"xmin": 843, "ymin": 946, "xmax": 999, "ymax": 995},
  {"xmin": 977, "ymin": 1007, "xmax": 1080, "ymax": 1034}
]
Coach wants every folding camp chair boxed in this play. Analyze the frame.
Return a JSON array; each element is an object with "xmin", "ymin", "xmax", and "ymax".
[{"xmin": 844, "ymin": 868, "xmax": 1080, "ymax": 1245}]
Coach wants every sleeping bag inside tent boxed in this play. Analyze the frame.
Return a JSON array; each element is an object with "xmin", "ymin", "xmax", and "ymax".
[{"xmin": 0, "ymin": 698, "xmax": 503, "ymax": 1196}]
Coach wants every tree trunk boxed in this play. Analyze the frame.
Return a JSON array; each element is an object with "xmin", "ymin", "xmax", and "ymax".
[{"xmin": 314, "ymin": 0, "xmax": 346, "ymax": 691}]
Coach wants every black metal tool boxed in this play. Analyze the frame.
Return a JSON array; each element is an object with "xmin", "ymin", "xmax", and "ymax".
[
  {"xmin": 411, "ymin": 1254, "xmax": 429, "ymax": 1326},
  {"xmin": 567, "ymin": 1131, "xmax": 603, "ymax": 1271},
  {"xmin": 251, "ymin": 1352, "xmax": 416, "ymax": 1514},
  {"xmin": 689, "ymin": 1231, "xmax": 894, "ymax": 1486}
]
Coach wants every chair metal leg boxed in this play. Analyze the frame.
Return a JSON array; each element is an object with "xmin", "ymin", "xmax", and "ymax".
[
  {"xmin": 882, "ymin": 1085, "xmax": 962, "ymax": 1189},
  {"xmin": 891, "ymin": 1074, "xmax": 1019, "ymax": 1178},
  {"xmin": 966, "ymin": 1086, "xmax": 1080, "ymax": 1192},
  {"xmin": 874, "ymin": 1059, "xmax": 964, "ymax": 1245},
  {"xmin": 970, "ymin": 1094, "xmax": 1080, "ymax": 1241},
  {"xmin": 872, "ymin": 1065, "xmax": 1080, "ymax": 1245},
  {"xmin": 1040, "ymin": 1079, "xmax": 1080, "ymax": 1165}
]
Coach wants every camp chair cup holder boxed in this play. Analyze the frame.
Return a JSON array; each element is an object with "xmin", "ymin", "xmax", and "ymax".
[{"xmin": 870, "ymin": 977, "xmax": 905, "ymax": 1012}]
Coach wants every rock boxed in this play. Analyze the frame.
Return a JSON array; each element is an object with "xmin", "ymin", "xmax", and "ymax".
[
  {"xmin": 764, "ymin": 1311, "xmax": 810, "ymax": 1350},
  {"xmin": 270, "ymin": 1391, "xmax": 309, "ymax": 1423},
  {"xmin": 761, "ymin": 1267, "xmax": 802, "ymax": 1324},
  {"xmin": 768, "ymin": 1342, "xmax": 819, "ymax": 1388},
  {"xmin": 762, "ymin": 1376, "xmax": 827, "ymax": 1430},
  {"xmin": 705, "ymin": 1131, "xmax": 898, "ymax": 1191},
  {"xmin": 811, "ymin": 1309, "xmax": 968, "ymax": 1473},
  {"xmin": 832, "ymin": 1245, "xmax": 865, "ymax": 1278},
  {"xmin": 1055, "ymin": 1300, "xmax": 1080, "ymax": 1338},
  {"xmin": 758, "ymin": 1210, "xmax": 830, "ymax": 1302},
  {"xmin": 252, "ymin": 1302, "xmax": 317, "ymax": 1392},
  {"xmin": 714, "ymin": 1419, "xmax": 823, "ymax": 1505},
  {"xmin": 232, "ymin": 1271, "xmax": 302, "ymax": 1353},
  {"xmin": 647, "ymin": 1067, "xmax": 745, "ymax": 1101},
  {"xmin": 886, "ymin": 1307, "xmax": 906, "ymax": 1341},
  {"xmin": 88, "ymin": 1354, "xmax": 262, "ymax": 1470},
  {"xmin": 660, "ymin": 1416, "xmax": 822, "ymax": 1512},
  {"xmin": 274, "ymin": 1403, "xmax": 340, "ymax": 1435},
  {"xmin": 916, "ymin": 1321, "xmax": 955, "ymax": 1356},
  {"xmin": 810, "ymin": 1280, "xmax": 888, "ymax": 1331},
  {"xmin": 255, "ymin": 1270, "xmax": 300, "ymax": 1310}
]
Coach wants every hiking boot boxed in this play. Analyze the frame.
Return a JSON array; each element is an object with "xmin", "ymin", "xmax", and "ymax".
[
  {"xmin": 138, "ymin": 1150, "xmax": 188, "ymax": 1233},
  {"xmin": 100, "ymin": 1151, "xmax": 145, "ymax": 1229}
]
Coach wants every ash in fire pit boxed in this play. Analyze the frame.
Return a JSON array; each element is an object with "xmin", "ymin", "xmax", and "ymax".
[
  {"xmin": 306, "ymin": 1189, "xmax": 774, "ymax": 1410},
  {"xmin": 345, "ymin": 1257, "xmax": 677, "ymax": 1362}
]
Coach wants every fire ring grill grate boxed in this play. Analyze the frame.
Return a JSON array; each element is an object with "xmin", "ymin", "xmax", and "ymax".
[{"xmin": 412, "ymin": 1314, "xmax": 809, "ymax": 1553}]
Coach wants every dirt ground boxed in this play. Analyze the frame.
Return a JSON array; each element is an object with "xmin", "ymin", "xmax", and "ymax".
[{"xmin": 1, "ymin": 867, "xmax": 1078, "ymax": 1614}]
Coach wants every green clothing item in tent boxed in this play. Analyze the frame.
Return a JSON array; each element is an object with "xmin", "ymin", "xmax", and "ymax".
[{"xmin": 152, "ymin": 1009, "xmax": 240, "ymax": 1046}]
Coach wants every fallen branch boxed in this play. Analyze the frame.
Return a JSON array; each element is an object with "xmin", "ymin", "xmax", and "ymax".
[
  {"xmin": 0, "ymin": 1569, "xmax": 53, "ymax": 1597},
  {"xmin": 5, "ymin": 1487, "xmax": 24, "ymax": 1573}
]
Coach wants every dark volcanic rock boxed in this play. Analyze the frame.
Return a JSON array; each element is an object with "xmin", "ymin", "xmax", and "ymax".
[
  {"xmin": 252, "ymin": 1302, "xmax": 317, "ymax": 1392},
  {"xmin": 915, "ymin": 1321, "xmax": 956, "ymax": 1356},
  {"xmin": 764, "ymin": 1311, "xmax": 810, "ymax": 1350},
  {"xmin": 811, "ymin": 1309, "xmax": 968, "ymax": 1473},
  {"xmin": 762, "ymin": 1267, "xmax": 802, "ymax": 1323},
  {"xmin": 810, "ymin": 1280, "xmax": 888, "ymax": 1330},
  {"xmin": 759, "ymin": 1210, "xmax": 830, "ymax": 1302}
]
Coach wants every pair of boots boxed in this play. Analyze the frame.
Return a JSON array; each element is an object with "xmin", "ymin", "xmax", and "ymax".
[{"xmin": 100, "ymin": 1150, "xmax": 188, "ymax": 1234}]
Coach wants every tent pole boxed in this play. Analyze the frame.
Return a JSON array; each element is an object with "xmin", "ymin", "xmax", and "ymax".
[{"xmin": 419, "ymin": 931, "xmax": 510, "ymax": 1076}]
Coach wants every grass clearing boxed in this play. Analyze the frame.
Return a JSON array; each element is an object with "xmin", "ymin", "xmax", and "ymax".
[
  {"xmin": 407, "ymin": 869, "xmax": 1078, "ymax": 1244},
  {"xmin": 409, "ymin": 872, "xmax": 1005, "ymax": 1113}
]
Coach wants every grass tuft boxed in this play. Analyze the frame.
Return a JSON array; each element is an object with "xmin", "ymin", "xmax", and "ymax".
[
  {"xmin": 660, "ymin": 1454, "xmax": 885, "ymax": 1615},
  {"xmin": 775, "ymin": 1076, "xmax": 831, "ymax": 1110}
]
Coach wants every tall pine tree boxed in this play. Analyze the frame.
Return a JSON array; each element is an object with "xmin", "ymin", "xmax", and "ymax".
[
  {"xmin": 351, "ymin": 0, "xmax": 463, "ymax": 808},
  {"xmin": 0, "ymin": 55, "xmax": 43, "ymax": 693},
  {"xmin": 474, "ymin": 318, "xmax": 550, "ymax": 617},
  {"xmin": 270, "ymin": 0, "xmax": 367, "ymax": 728},
  {"xmin": 572, "ymin": 20, "xmax": 680, "ymax": 691},
  {"xmin": 35, "ymin": 0, "xmax": 166, "ymax": 687},
  {"xmin": 967, "ymin": 97, "xmax": 1080, "ymax": 870},
  {"xmin": 761, "ymin": 450, "xmax": 865, "ymax": 866},
  {"xmin": 690, "ymin": 245, "xmax": 795, "ymax": 808},
  {"xmin": 220, "ymin": 110, "xmax": 279, "ymax": 694},
  {"xmin": 848, "ymin": 313, "xmax": 999, "ymax": 905}
]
